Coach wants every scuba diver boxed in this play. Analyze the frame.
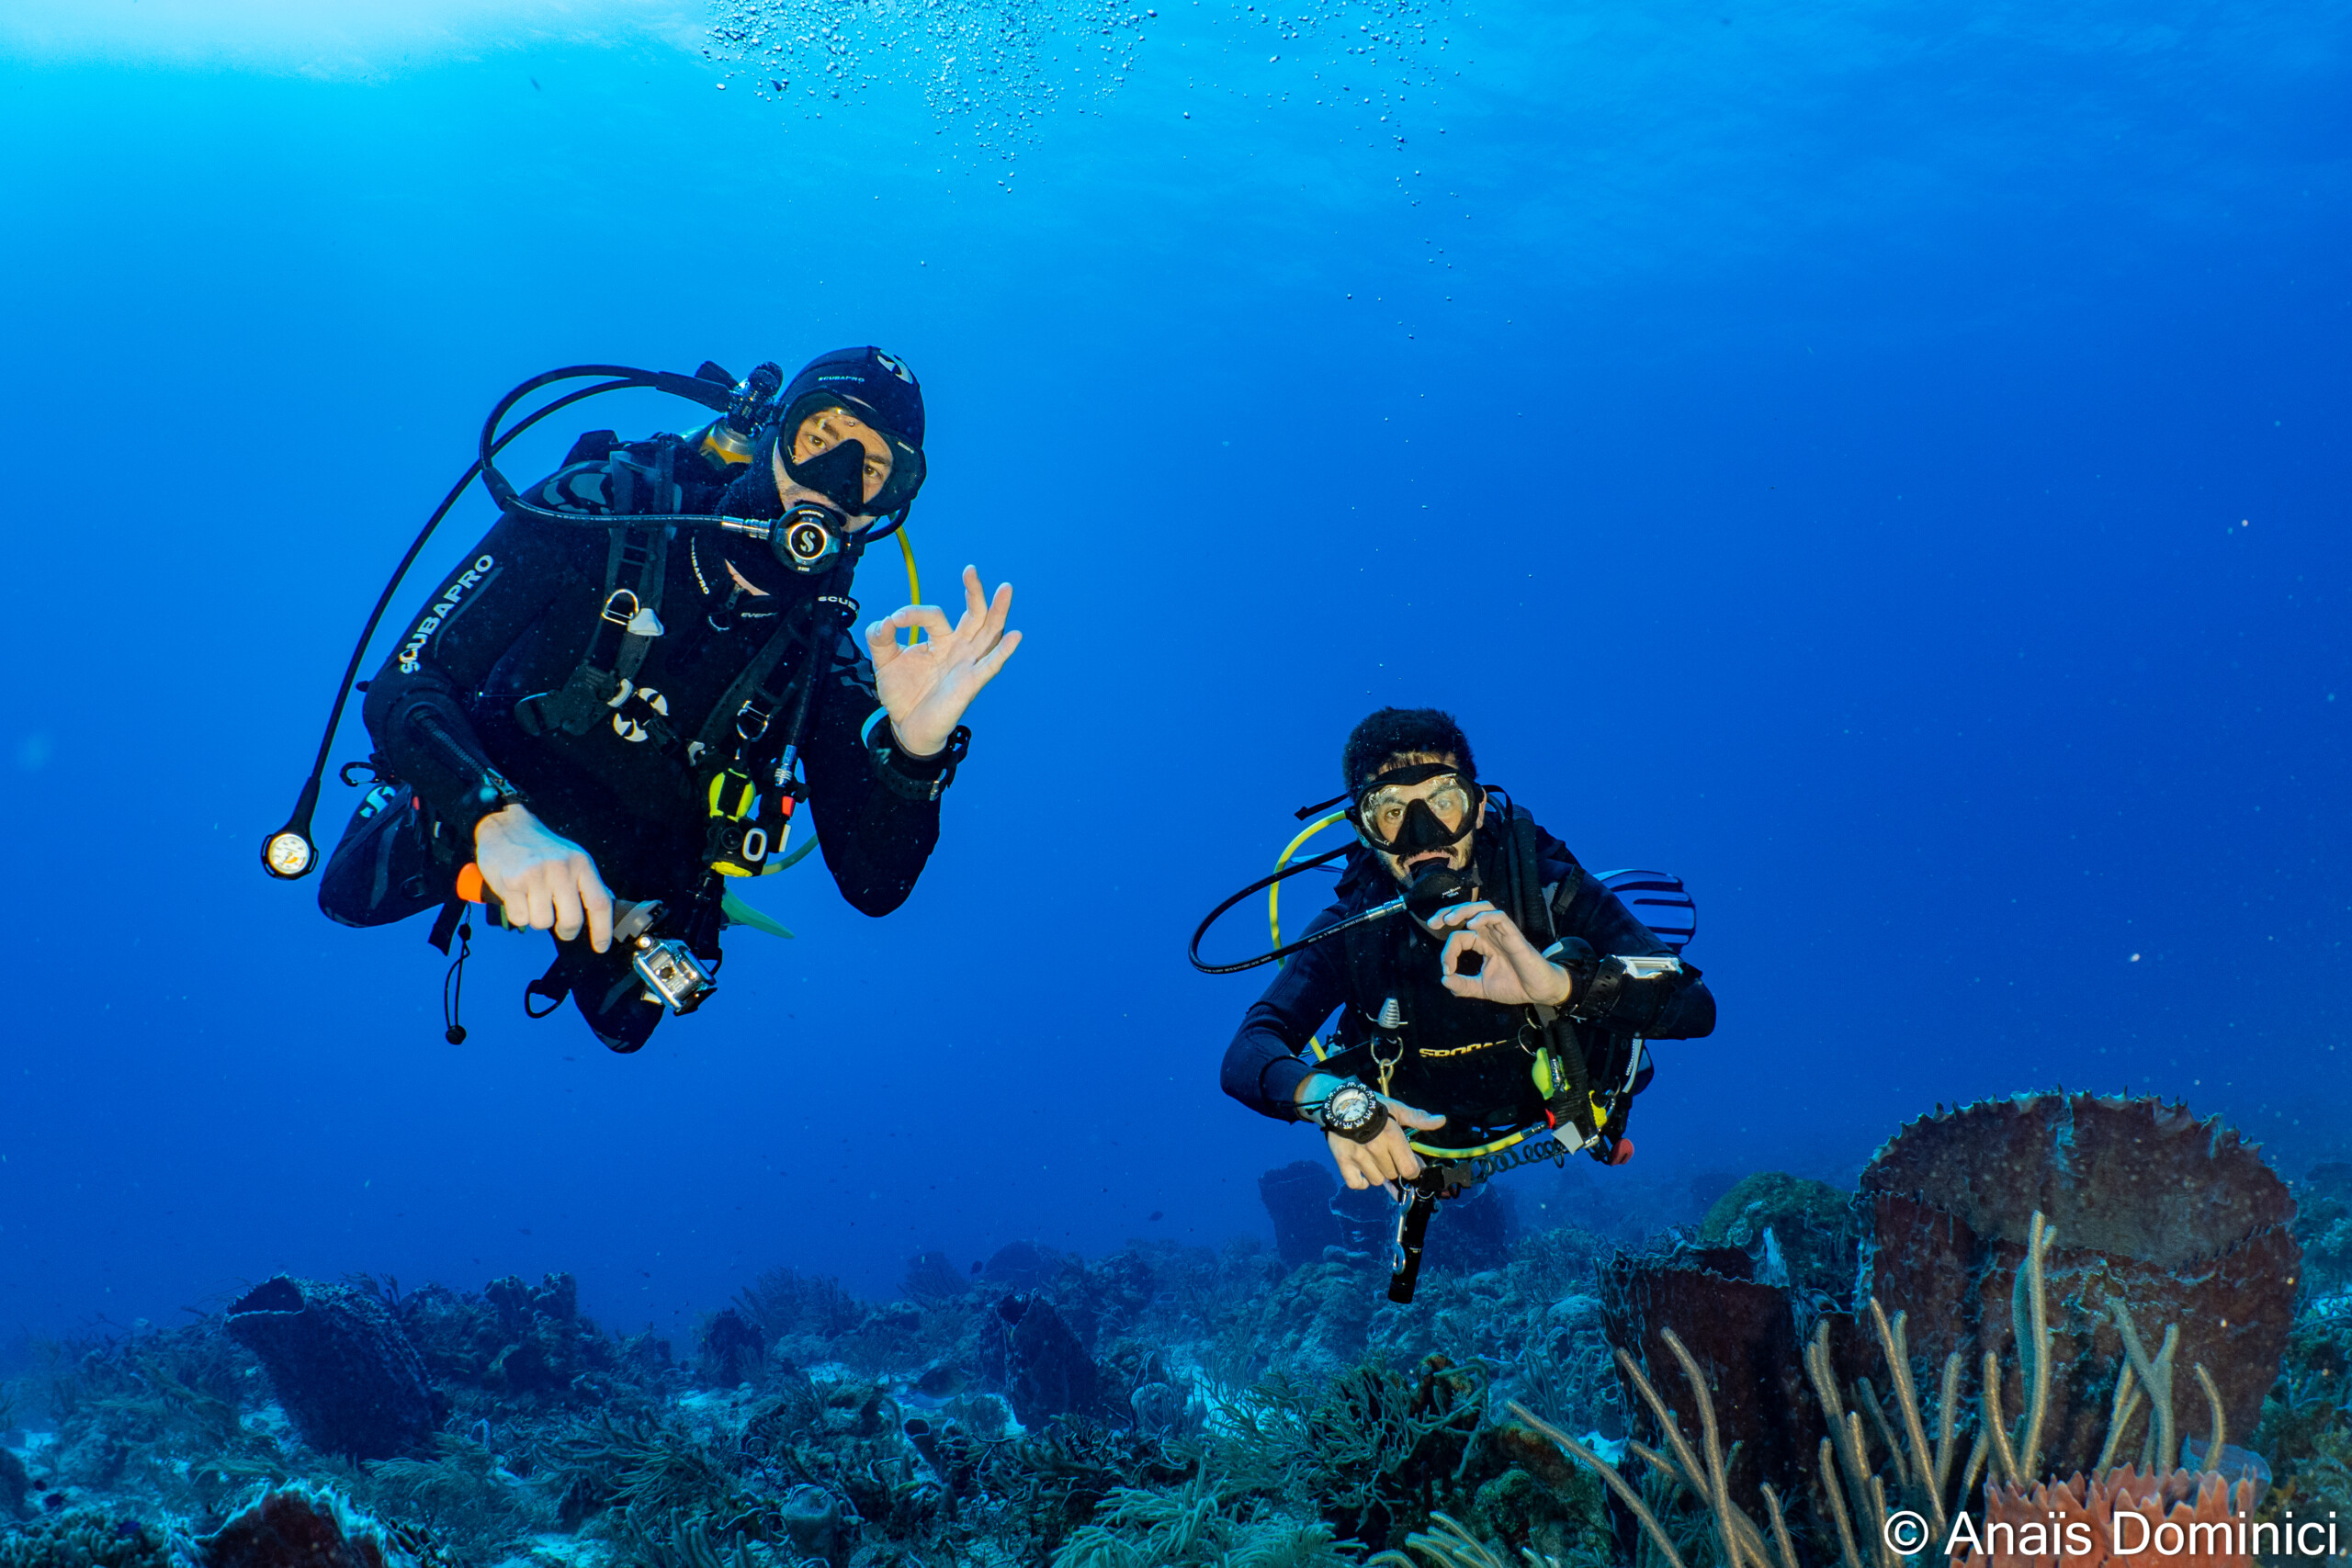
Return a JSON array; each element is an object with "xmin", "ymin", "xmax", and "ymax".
[
  {"xmin": 1210, "ymin": 707, "xmax": 1714, "ymax": 1298},
  {"xmin": 306, "ymin": 346, "xmax": 1019, "ymax": 1052}
]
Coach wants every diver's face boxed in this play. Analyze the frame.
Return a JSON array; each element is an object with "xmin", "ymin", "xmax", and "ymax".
[
  {"xmin": 770, "ymin": 406, "xmax": 892, "ymax": 528},
  {"xmin": 1365, "ymin": 751, "xmax": 1486, "ymax": 886}
]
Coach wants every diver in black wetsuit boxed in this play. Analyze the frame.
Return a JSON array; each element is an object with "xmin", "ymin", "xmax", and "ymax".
[
  {"xmin": 1221, "ymin": 707, "xmax": 1715, "ymax": 1199},
  {"xmin": 318, "ymin": 347, "xmax": 1020, "ymax": 1051}
]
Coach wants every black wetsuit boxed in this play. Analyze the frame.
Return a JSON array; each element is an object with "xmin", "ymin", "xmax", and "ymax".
[
  {"xmin": 1220, "ymin": 814, "xmax": 1716, "ymax": 1148},
  {"xmin": 318, "ymin": 429, "xmax": 951, "ymax": 1048}
]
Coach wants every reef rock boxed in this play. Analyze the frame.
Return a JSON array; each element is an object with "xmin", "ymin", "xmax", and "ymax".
[
  {"xmin": 697, "ymin": 1306, "xmax": 766, "ymax": 1388},
  {"xmin": 398, "ymin": 1272, "xmax": 658, "ymax": 1404},
  {"xmin": 979, "ymin": 1240, "xmax": 1069, "ymax": 1293},
  {"xmin": 1860, "ymin": 1091, "xmax": 2300, "ymax": 1479},
  {"xmin": 0, "ymin": 1444, "xmax": 26, "ymax": 1519},
  {"xmin": 901, "ymin": 1249, "xmax": 966, "ymax": 1301},
  {"xmin": 1696, "ymin": 1170, "xmax": 1862, "ymax": 1303},
  {"xmin": 1464, "ymin": 1430, "xmax": 1615, "ymax": 1567},
  {"xmin": 224, "ymin": 1278, "xmax": 436, "ymax": 1461},
  {"xmin": 2291, "ymin": 1161, "xmax": 2352, "ymax": 1301}
]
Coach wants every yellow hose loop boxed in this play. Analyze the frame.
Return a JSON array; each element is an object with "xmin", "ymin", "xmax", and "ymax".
[
  {"xmin": 1409, "ymin": 1125, "xmax": 1540, "ymax": 1161},
  {"xmin": 1272, "ymin": 810, "xmax": 1351, "ymax": 951},
  {"xmin": 895, "ymin": 530, "xmax": 922, "ymax": 647},
  {"xmin": 1272, "ymin": 809, "xmax": 1350, "ymax": 1064}
]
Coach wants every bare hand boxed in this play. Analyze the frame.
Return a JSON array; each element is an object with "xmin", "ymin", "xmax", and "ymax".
[
  {"xmin": 1424, "ymin": 901, "xmax": 1574, "ymax": 1008},
  {"xmin": 474, "ymin": 805, "xmax": 613, "ymax": 952},
  {"xmin": 864, "ymin": 565, "xmax": 1020, "ymax": 758},
  {"xmin": 1296, "ymin": 1074, "xmax": 1448, "ymax": 1191}
]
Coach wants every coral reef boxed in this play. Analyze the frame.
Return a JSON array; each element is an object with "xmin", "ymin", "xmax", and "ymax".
[
  {"xmin": 0, "ymin": 1508, "xmax": 176, "ymax": 1568},
  {"xmin": 1544, "ymin": 1198, "xmax": 2284, "ymax": 1568},
  {"xmin": 4, "ymin": 1092, "xmax": 2324, "ymax": 1568},
  {"xmin": 1695, "ymin": 1172, "xmax": 1860, "ymax": 1305},
  {"xmin": 2291, "ymin": 1162, "xmax": 2352, "ymax": 1302},
  {"xmin": 397, "ymin": 1272, "xmax": 665, "ymax": 1410},
  {"xmin": 696, "ymin": 1309, "xmax": 767, "ymax": 1390},
  {"xmin": 1047, "ymin": 1476, "xmax": 1348, "ymax": 1567},
  {"xmin": 224, "ymin": 1280, "xmax": 438, "ymax": 1461},
  {"xmin": 2251, "ymin": 1294, "xmax": 2352, "ymax": 1532}
]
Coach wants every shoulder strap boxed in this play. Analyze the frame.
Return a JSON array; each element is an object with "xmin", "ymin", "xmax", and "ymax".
[
  {"xmin": 1498, "ymin": 806, "xmax": 1560, "ymax": 950},
  {"xmin": 689, "ymin": 613, "xmax": 815, "ymax": 768},
  {"xmin": 510, "ymin": 452, "xmax": 673, "ymax": 739},
  {"xmin": 605, "ymin": 525, "xmax": 668, "ymax": 688},
  {"xmin": 1336, "ymin": 901, "xmax": 1402, "ymax": 1032}
]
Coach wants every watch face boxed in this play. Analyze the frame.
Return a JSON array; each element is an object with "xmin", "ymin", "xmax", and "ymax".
[{"xmin": 1328, "ymin": 1085, "xmax": 1374, "ymax": 1129}]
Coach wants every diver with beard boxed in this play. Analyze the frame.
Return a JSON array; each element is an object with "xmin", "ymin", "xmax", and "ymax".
[
  {"xmin": 317, "ymin": 346, "xmax": 1019, "ymax": 1051},
  {"xmin": 1220, "ymin": 708, "xmax": 1715, "ymax": 1213}
]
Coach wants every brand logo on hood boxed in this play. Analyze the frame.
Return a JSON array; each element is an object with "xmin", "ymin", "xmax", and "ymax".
[{"xmin": 873, "ymin": 350, "xmax": 915, "ymax": 384}]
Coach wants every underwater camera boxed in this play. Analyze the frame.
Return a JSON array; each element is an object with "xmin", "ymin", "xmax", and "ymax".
[
  {"xmin": 612, "ymin": 900, "xmax": 717, "ymax": 1014},
  {"xmin": 454, "ymin": 866, "xmax": 716, "ymax": 1015}
]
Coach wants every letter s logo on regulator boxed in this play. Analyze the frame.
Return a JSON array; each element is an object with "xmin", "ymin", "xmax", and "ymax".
[{"xmin": 396, "ymin": 556, "xmax": 498, "ymax": 673}]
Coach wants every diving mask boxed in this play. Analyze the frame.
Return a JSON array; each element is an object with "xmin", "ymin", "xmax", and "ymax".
[
  {"xmin": 774, "ymin": 391, "xmax": 925, "ymax": 521},
  {"xmin": 1351, "ymin": 764, "xmax": 1482, "ymax": 858}
]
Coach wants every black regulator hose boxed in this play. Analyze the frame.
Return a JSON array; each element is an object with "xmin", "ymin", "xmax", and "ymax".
[
  {"xmin": 260, "ymin": 374, "xmax": 648, "ymax": 880},
  {"xmin": 1187, "ymin": 855, "xmax": 1487, "ymax": 976},
  {"xmin": 478, "ymin": 364, "xmax": 913, "ymax": 547},
  {"xmin": 475, "ymin": 364, "xmax": 729, "ymax": 520},
  {"xmin": 1187, "ymin": 847, "xmax": 1403, "ymax": 975}
]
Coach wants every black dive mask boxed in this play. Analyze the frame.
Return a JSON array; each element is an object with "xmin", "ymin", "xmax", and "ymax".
[
  {"xmin": 774, "ymin": 390, "xmax": 927, "ymax": 518},
  {"xmin": 1388, "ymin": 797, "xmax": 1464, "ymax": 857},
  {"xmin": 1350, "ymin": 763, "xmax": 1483, "ymax": 858},
  {"xmin": 782, "ymin": 434, "xmax": 873, "ymax": 518}
]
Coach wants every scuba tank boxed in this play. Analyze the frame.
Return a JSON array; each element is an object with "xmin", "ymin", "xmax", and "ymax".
[{"xmin": 686, "ymin": 361, "xmax": 784, "ymax": 468}]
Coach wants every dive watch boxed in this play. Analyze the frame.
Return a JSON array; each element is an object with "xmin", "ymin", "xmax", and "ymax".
[{"xmin": 1317, "ymin": 1081, "xmax": 1391, "ymax": 1145}]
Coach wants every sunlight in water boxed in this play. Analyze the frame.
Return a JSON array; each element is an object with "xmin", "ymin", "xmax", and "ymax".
[{"xmin": 0, "ymin": 0, "xmax": 699, "ymax": 73}]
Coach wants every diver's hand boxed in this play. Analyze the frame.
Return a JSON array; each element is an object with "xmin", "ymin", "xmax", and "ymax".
[
  {"xmin": 865, "ymin": 565, "xmax": 1020, "ymax": 758},
  {"xmin": 473, "ymin": 805, "xmax": 614, "ymax": 953},
  {"xmin": 1425, "ymin": 901, "xmax": 1574, "ymax": 1008},
  {"xmin": 1296, "ymin": 1074, "xmax": 1447, "ymax": 1192}
]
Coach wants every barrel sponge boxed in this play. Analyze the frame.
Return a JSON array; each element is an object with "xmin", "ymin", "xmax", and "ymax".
[
  {"xmin": 224, "ymin": 1278, "xmax": 438, "ymax": 1461},
  {"xmin": 1860, "ymin": 1091, "xmax": 2300, "ymax": 1479}
]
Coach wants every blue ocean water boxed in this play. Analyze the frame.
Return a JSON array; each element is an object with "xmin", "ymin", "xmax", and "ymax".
[{"xmin": 0, "ymin": 0, "xmax": 2344, "ymax": 1351}]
